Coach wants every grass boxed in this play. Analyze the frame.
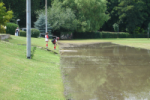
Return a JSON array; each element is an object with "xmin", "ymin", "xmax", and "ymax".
[
  {"xmin": 59, "ymin": 38, "xmax": 150, "ymax": 50},
  {"xmin": 9, "ymin": 35, "xmax": 59, "ymax": 53},
  {"xmin": 0, "ymin": 36, "xmax": 65, "ymax": 100}
]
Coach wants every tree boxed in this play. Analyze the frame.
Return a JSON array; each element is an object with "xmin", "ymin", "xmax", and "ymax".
[
  {"xmin": 0, "ymin": 2, "xmax": 13, "ymax": 25},
  {"xmin": 34, "ymin": 13, "xmax": 51, "ymax": 34},
  {"xmin": 3, "ymin": 0, "xmax": 52, "ymax": 27},
  {"xmin": 116, "ymin": 0, "xmax": 147, "ymax": 34},
  {"xmin": 113, "ymin": 23, "xmax": 119, "ymax": 32},
  {"xmin": 147, "ymin": 23, "xmax": 150, "ymax": 38},
  {"xmin": 140, "ymin": 0, "xmax": 150, "ymax": 32},
  {"xmin": 62, "ymin": 0, "xmax": 110, "ymax": 32},
  {"xmin": 47, "ymin": 0, "xmax": 78, "ymax": 32},
  {"xmin": 101, "ymin": 0, "xmax": 120, "ymax": 31},
  {"xmin": 0, "ymin": 2, "xmax": 13, "ymax": 33}
]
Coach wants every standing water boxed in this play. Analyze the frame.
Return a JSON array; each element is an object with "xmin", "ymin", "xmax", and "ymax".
[{"xmin": 60, "ymin": 43, "xmax": 150, "ymax": 100}]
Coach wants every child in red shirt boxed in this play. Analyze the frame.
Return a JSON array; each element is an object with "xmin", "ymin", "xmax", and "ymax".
[{"xmin": 45, "ymin": 32, "xmax": 49, "ymax": 48}]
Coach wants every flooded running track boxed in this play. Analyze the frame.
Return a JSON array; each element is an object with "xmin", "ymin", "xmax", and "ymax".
[{"xmin": 59, "ymin": 43, "xmax": 150, "ymax": 100}]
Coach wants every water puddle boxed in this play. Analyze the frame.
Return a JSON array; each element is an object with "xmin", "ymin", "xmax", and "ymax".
[{"xmin": 60, "ymin": 43, "xmax": 150, "ymax": 100}]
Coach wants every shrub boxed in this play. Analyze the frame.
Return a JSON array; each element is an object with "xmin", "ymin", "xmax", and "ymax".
[
  {"xmin": 6, "ymin": 23, "xmax": 18, "ymax": 35},
  {"xmin": 113, "ymin": 23, "xmax": 119, "ymax": 32},
  {"xmin": 20, "ymin": 29, "xmax": 40, "ymax": 38},
  {"xmin": 73, "ymin": 31, "xmax": 131, "ymax": 39},
  {"xmin": 31, "ymin": 28, "xmax": 40, "ymax": 38},
  {"xmin": 34, "ymin": 14, "xmax": 51, "ymax": 34},
  {"xmin": 20, "ymin": 30, "xmax": 26, "ymax": 37},
  {"xmin": 0, "ymin": 25, "xmax": 6, "ymax": 33}
]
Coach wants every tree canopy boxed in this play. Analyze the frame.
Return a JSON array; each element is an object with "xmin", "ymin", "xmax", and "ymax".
[
  {"xmin": 2, "ymin": 0, "xmax": 150, "ymax": 34},
  {"xmin": 47, "ymin": 0, "xmax": 78, "ymax": 32},
  {"xmin": 36, "ymin": 0, "xmax": 109, "ymax": 32},
  {"xmin": 62, "ymin": 0, "xmax": 110, "ymax": 32},
  {"xmin": 0, "ymin": 2, "xmax": 13, "ymax": 26},
  {"xmin": 2, "ymin": 0, "xmax": 52, "ymax": 27},
  {"xmin": 34, "ymin": 13, "xmax": 51, "ymax": 34},
  {"xmin": 116, "ymin": 0, "xmax": 147, "ymax": 34}
]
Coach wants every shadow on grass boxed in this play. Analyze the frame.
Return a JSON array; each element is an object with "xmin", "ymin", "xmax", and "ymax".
[{"xmin": 31, "ymin": 46, "xmax": 37, "ymax": 59}]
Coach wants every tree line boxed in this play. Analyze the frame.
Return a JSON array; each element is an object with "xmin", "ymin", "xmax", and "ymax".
[{"xmin": 1, "ymin": 0, "xmax": 150, "ymax": 34}]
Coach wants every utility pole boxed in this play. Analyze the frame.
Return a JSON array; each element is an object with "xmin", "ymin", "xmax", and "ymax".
[
  {"xmin": 45, "ymin": 0, "xmax": 47, "ymax": 33},
  {"xmin": 26, "ymin": 0, "xmax": 31, "ymax": 59}
]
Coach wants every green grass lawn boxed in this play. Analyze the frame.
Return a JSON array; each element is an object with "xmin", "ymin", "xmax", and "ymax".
[
  {"xmin": 9, "ymin": 35, "xmax": 59, "ymax": 53},
  {"xmin": 0, "ymin": 36, "xmax": 65, "ymax": 100}
]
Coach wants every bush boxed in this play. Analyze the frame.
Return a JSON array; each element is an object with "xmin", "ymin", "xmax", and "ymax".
[
  {"xmin": 0, "ymin": 25, "xmax": 6, "ymax": 33},
  {"xmin": 6, "ymin": 23, "xmax": 18, "ymax": 35},
  {"xmin": 20, "ymin": 30, "xmax": 26, "ymax": 37},
  {"xmin": 113, "ymin": 23, "xmax": 119, "ymax": 32},
  {"xmin": 73, "ymin": 31, "xmax": 132, "ymax": 39},
  {"xmin": 20, "ymin": 29, "xmax": 40, "ymax": 38},
  {"xmin": 31, "ymin": 28, "xmax": 40, "ymax": 38}
]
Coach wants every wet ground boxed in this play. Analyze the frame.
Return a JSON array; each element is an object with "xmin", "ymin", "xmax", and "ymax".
[{"xmin": 59, "ymin": 43, "xmax": 150, "ymax": 100}]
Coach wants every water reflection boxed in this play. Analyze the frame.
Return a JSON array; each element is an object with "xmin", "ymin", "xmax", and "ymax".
[{"xmin": 60, "ymin": 43, "xmax": 150, "ymax": 100}]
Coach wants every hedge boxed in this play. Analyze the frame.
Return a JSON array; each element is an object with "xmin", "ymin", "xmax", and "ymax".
[
  {"xmin": 6, "ymin": 23, "xmax": 18, "ymax": 35},
  {"xmin": 20, "ymin": 29, "xmax": 40, "ymax": 38},
  {"xmin": 20, "ymin": 30, "xmax": 26, "ymax": 37},
  {"xmin": 31, "ymin": 29, "xmax": 40, "ymax": 38},
  {"xmin": 73, "ymin": 31, "xmax": 147, "ymax": 39}
]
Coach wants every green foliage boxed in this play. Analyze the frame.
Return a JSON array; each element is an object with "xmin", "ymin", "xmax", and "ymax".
[
  {"xmin": 113, "ymin": 23, "xmax": 119, "ymax": 32},
  {"xmin": 19, "ymin": 29, "xmax": 40, "ymax": 38},
  {"xmin": 36, "ymin": 0, "xmax": 110, "ymax": 32},
  {"xmin": 101, "ymin": 0, "xmax": 120, "ymax": 31},
  {"xmin": 0, "ymin": 25, "xmax": 6, "ymax": 33},
  {"xmin": 34, "ymin": 14, "xmax": 51, "ymax": 34},
  {"xmin": 140, "ymin": 0, "xmax": 150, "ymax": 31},
  {"xmin": 101, "ymin": 0, "xmax": 150, "ymax": 34},
  {"xmin": 3, "ymin": 0, "xmax": 52, "ymax": 27},
  {"xmin": 62, "ymin": 0, "xmax": 110, "ymax": 32},
  {"xmin": 3, "ymin": 0, "xmax": 150, "ymax": 34},
  {"xmin": 6, "ymin": 23, "xmax": 18, "ymax": 35},
  {"xmin": 116, "ymin": 0, "xmax": 146, "ymax": 34},
  {"xmin": 20, "ymin": 30, "xmax": 26, "ymax": 37},
  {"xmin": 31, "ymin": 28, "xmax": 40, "ymax": 38},
  {"xmin": 73, "ymin": 31, "xmax": 147, "ymax": 39},
  {"xmin": 46, "ymin": 0, "xmax": 77, "ymax": 31},
  {"xmin": 148, "ymin": 23, "xmax": 150, "ymax": 29},
  {"xmin": 134, "ymin": 27, "xmax": 141, "ymax": 34},
  {"xmin": 0, "ymin": 2, "xmax": 13, "ymax": 26}
]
